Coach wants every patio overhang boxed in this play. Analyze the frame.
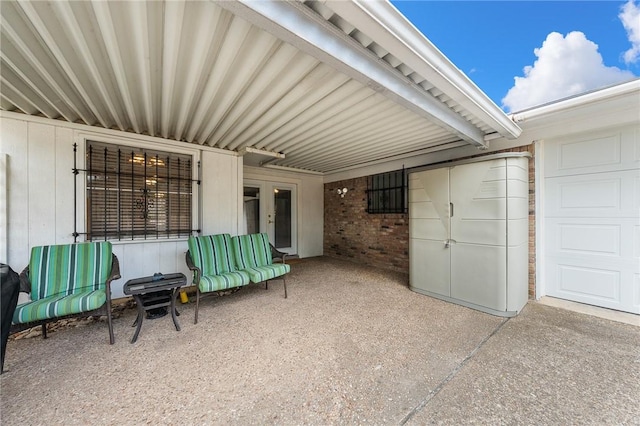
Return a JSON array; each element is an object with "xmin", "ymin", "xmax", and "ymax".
[
  {"xmin": 0, "ymin": 0, "xmax": 521, "ymax": 174},
  {"xmin": 219, "ymin": 0, "xmax": 490, "ymax": 149}
]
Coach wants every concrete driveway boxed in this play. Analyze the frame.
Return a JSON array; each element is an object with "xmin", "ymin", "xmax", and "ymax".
[{"xmin": 2, "ymin": 257, "xmax": 638, "ymax": 425}]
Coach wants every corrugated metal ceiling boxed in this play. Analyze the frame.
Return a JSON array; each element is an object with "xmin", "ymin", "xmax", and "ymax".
[{"xmin": 0, "ymin": 0, "xmax": 514, "ymax": 173}]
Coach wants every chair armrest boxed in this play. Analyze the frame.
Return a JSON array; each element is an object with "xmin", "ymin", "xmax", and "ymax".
[
  {"xmin": 185, "ymin": 250, "xmax": 197, "ymax": 271},
  {"xmin": 19, "ymin": 265, "xmax": 31, "ymax": 293},
  {"xmin": 185, "ymin": 251, "xmax": 201, "ymax": 284},
  {"xmin": 109, "ymin": 254, "xmax": 121, "ymax": 282},
  {"xmin": 105, "ymin": 254, "xmax": 121, "ymax": 304},
  {"xmin": 270, "ymin": 244, "xmax": 287, "ymax": 264}
]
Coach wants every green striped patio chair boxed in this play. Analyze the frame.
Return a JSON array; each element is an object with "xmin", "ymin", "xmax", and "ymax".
[
  {"xmin": 186, "ymin": 234, "xmax": 250, "ymax": 324},
  {"xmin": 11, "ymin": 242, "xmax": 120, "ymax": 344},
  {"xmin": 231, "ymin": 233, "xmax": 290, "ymax": 298}
]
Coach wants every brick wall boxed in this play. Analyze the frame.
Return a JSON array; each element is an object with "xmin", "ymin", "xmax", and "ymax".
[
  {"xmin": 521, "ymin": 144, "xmax": 536, "ymax": 298},
  {"xmin": 323, "ymin": 143, "xmax": 537, "ymax": 298},
  {"xmin": 323, "ymin": 177, "xmax": 409, "ymax": 274}
]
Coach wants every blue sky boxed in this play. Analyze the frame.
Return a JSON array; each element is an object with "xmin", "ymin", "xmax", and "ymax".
[{"xmin": 391, "ymin": 1, "xmax": 640, "ymax": 112}]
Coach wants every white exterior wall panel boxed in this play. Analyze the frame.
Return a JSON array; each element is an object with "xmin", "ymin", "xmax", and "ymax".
[
  {"xmin": 0, "ymin": 114, "xmax": 239, "ymax": 299},
  {"xmin": 27, "ymin": 123, "xmax": 57, "ymax": 249},
  {"xmin": 0, "ymin": 153, "xmax": 7, "ymax": 261},
  {"xmin": 201, "ymin": 151, "xmax": 242, "ymax": 236},
  {"xmin": 2, "ymin": 118, "xmax": 29, "ymax": 266}
]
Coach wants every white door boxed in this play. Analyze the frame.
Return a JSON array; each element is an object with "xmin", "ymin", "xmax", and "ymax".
[
  {"xmin": 450, "ymin": 160, "xmax": 508, "ymax": 312},
  {"xmin": 267, "ymin": 183, "xmax": 297, "ymax": 254},
  {"xmin": 543, "ymin": 126, "xmax": 640, "ymax": 314},
  {"xmin": 409, "ymin": 168, "xmax": 451, "ymax": 297},
  {"xmin": 243, "ymin": 181, "xmax": 297, "ymax": 255}
]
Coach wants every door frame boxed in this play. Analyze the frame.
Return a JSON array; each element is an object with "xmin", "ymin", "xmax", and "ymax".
[
  {"xmin": 535, "ymin": 140, "xmax": 546, "ymax": 300},
  {"xmin": 243, "ymin": 179, "xmax": 298, "ymax": 255}
]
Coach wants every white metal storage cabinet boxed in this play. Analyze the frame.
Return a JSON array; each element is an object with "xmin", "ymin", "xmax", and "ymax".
[{"xmin": 409, "ymin": 153, "xmax": 530, "ymax": 317}]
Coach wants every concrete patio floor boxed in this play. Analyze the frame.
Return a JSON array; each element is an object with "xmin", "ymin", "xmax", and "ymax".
[{"xmin": 1, "ymin": 257, "xmax": 639, "ymax": 425}]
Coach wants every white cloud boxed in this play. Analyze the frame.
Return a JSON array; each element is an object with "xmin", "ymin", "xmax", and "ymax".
[
  {"xmin": 502, "ymin": 31, "xmax": 635, "ymax": 112},
  {"xmin": 620, "ymin": 0, "xmax": 640, "ymax": 64}
]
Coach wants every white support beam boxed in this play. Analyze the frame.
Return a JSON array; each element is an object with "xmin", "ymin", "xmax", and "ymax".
[
  {"xmin": 1, "ymin": 54, "xmax": 66, "ymax": 120},
  {"xmin": 0, "ymin": 80, "xmax": 40, "ymax": 116},
  {"xmin": 216, "ymin": 0, "xmax": 488, "ymax": 148},
  {"xmin": 1, "ymin": 11, "xmax": 89, "ymax": 124},
  {"xmin": 91, "ymin": 1, "xmax": 141, "ymax": 133},
  {"xmin": 16, "ymin": 1, "xmax": 110, "ymax": 128},
  {"xmin": 160, "ymin": 0, "xmax": 186, "ymax": 139},
  {"xmin": 53, "ymin": 1, "xmax": 126, "ymax": 131},
  {"xmin": 130, "ymin": 1, "xmax": 155, "ymax": 137}
]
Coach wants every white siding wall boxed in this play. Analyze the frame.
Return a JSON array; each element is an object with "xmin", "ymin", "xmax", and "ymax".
[
  {"xmin": 244, "ymin": 166, "xmax": 324, "ymax": 258},
  {"xmin": 0, "ymin": 153, "xmax": 7, "ymax": 261},
  {"xmin": 201, "ymin": 151, "xmax": 242, "ymax": 236},
  {"xmin": 0, "ymin": 113, "xmax": 241, "ymax": 299}
]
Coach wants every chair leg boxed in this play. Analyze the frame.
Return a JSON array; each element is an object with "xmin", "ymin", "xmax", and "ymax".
[
  {"xmin": 106, "ymin": 303, "xmax": 115, "ymax": 345},
  {"xmin": 194, "ymin": 287, "xmax": 200, "ymax": 325},
  {"xmin": 41, "ymin": 323, "xmax": 47, "ymax": 339},
  {"xmin": 265, "ymin": 281, "xmax": 268, "ymax": 290},
  {"xmin": 283, "ymin": 277, "xmax": 287, "ymax": 299}
]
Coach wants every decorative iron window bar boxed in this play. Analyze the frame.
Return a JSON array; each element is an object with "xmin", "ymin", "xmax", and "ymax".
[
  {"xmin": 73, "ymin": 142, "xmax": 200, "ymax": 242},
  {"xmin": 366, "ymin": 168, "xmax": 407, "ymax": 214}
]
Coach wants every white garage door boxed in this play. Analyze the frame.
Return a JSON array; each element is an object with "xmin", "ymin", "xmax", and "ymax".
[{"xmin": 544, "ymin": 125, "xmax": 640, "ymax": 314}]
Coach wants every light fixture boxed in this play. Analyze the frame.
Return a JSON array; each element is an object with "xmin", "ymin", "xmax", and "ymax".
[
  {"xmin": 129, "ymin": 154, "xmax": 145, "ymax": 164},
  {"xmin": 337, "ymin": 187, "xmax": 348, "ymax": 198},
  {"xmin": 148, "ymin": 157, "xmax": 165, "ymax": 166},
  {"xmin": 128, "ymin": 154, "xmax": 165, "ymax": 166}
]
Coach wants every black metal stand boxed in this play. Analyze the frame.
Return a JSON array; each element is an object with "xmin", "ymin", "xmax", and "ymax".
[
  {"xmin": 123, "ymin": 273, "xmax": 186, "ymax": 344},
  {"xmin": 129, "ymin": 289, "xmax": 181, "ymax": 344}
]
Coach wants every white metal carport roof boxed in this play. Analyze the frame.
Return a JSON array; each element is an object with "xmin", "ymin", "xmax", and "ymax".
[{"xmin": 0, "ymin": 0, "xmax": 521, "ymax": 174}]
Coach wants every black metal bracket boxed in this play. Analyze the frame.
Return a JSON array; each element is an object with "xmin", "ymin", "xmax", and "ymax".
[
  {"xmin": 73, "ymin": 143, "xmax": 78, "ymax": 243},
  {"xmin": 72, "ymin": 142, "xmax": 200, "ymax": 242}
]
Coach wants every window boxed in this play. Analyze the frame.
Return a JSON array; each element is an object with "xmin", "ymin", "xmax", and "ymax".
[
  {"xmin": 366, "ymin": 169, "xmax": 407, "ymax": 214},
  {"xmin": 85, "ymin": 141, "xmax": 193, "ymax": 241}
]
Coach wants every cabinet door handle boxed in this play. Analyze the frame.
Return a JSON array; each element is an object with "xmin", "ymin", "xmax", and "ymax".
[
  {"xmin": 450, "ymin": 202, "xmax": 454, "ymax": 217},
  {"xmin": 444, "ymin": 239, "xmax": 457, "ymax": 248}
]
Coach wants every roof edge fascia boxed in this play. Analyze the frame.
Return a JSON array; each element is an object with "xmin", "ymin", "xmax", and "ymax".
[
  {"xmin": 509, "ymin": 79, "xmax": 640, "ymax": 124},
  {"xmin": 326, "ymin": 0, "xmax": 521, "ymax": 139}
]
